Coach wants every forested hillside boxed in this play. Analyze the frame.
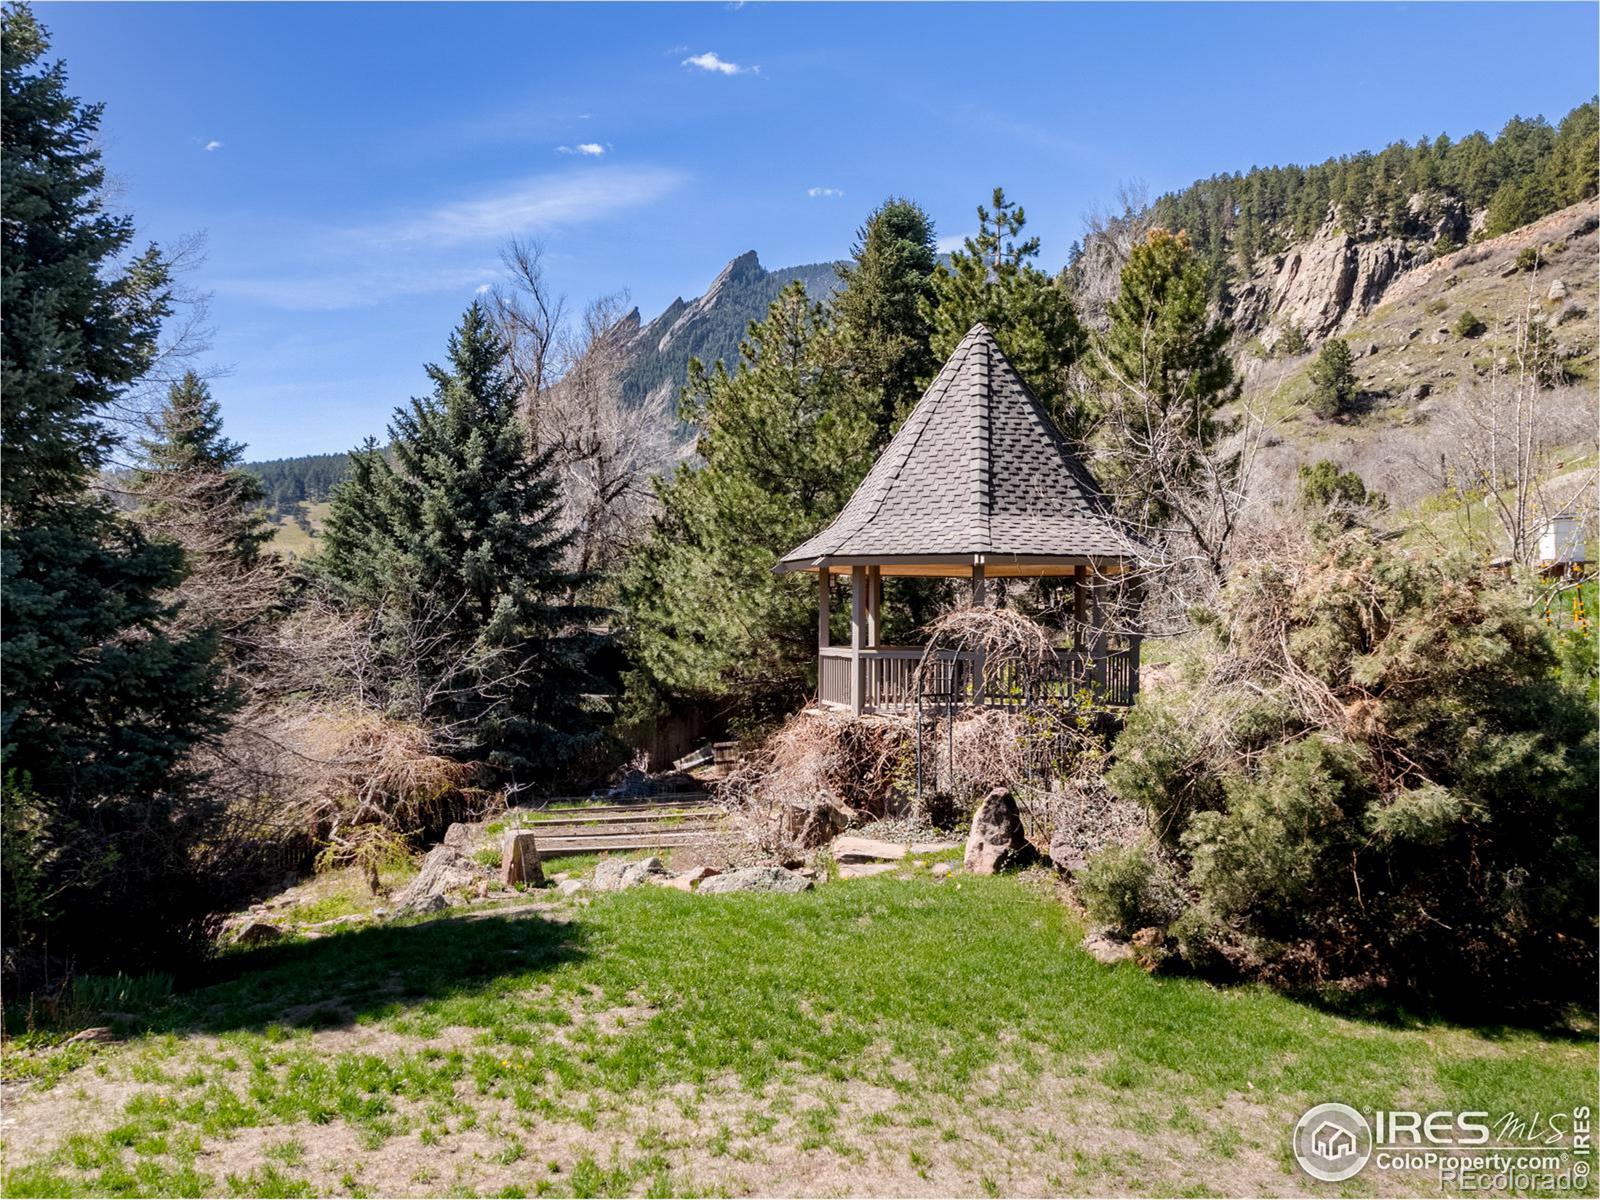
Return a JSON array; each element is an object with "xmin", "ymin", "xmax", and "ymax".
[
  {"xmin": 244, "ymin": 451, "xmax": 351, "ymax": 512},
  {"xmin": 1144, "ymin": 99, "xmax": 1597, "ymax": 306}
]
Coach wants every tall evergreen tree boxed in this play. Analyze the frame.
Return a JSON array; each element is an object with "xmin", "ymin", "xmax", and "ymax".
[
  {"xmin": 322, "ymin": 303, "xmax": 599, "ymax": 776},
  {"xmin": 831, "ymin": 197, "xmax": 938, "ymax": 447},
  {"xmin": 1, "ymin": 5, "xmax": 233, "ymax": 970},
  {"xmin": 1092, "ymin": 229, "xmax": 1241, "ymax": 577},
  {"xmin": 1547, "ymin": 99, "xmax": 1599, "ymax": 207},
  {"xmin": 129, "ymin": 371, "xmax": 281, "ymax": 661},
  {"xmin": 620, "ymin": 282, "xmax": 874, "ymax": 724},
  {"xmin": 924, "ymin": 187, "xmax": 1088, "ymax": 442}
]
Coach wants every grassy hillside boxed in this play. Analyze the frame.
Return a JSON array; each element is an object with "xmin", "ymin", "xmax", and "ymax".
[
  {"xmin": 1239, "ymin": 199, "xmax": 1598, "ymax": 529},
  {"xmin": 265, "ymin": 500, "xmax": 332, "ymax": 559}
]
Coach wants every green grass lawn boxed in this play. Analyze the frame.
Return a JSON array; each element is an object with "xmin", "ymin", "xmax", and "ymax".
[{"xmin": 3, "ymin": 875, "xmax": 1592, "ymax": 1198}]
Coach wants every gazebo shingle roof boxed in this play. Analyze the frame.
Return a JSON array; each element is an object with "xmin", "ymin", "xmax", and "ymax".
[{"xmin": 776, "ymin": 323, "xmax": 1142, "ymax": 571}]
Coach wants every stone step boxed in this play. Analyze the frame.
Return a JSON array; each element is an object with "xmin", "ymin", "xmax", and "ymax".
[
  {"xmin": 518, "ymin": 809, "xmax": 721, "ymax": 829},
  {"xmin": 831, "ymin": 836, "xmax": 962, "ymax": 863},
  {"xmin": 536, "ymin": 831, "xmax": 722, "ymax": 858}
]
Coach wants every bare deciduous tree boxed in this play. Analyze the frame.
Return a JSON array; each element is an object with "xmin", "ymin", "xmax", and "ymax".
[
  {"xmin": 488, "ymin": 238, "xmax": 566, "ymax": 416},
  {"xmin": 537, "ymin": 295, "xmax": 685, "ymax": 577},
  {"xmin": 1071, "ymin": 181, "xmax": 1154, "ymax": 332}
]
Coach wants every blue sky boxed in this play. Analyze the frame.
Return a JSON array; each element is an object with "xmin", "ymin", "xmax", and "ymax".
[{"xmin": 43, "ymin": 2, "xmax": 1599, "ymax": 459}]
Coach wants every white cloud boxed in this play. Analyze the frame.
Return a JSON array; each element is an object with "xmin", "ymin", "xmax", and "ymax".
[
  {"xmin": 216, "ymin": 263, "xmax": 497, "ymax": 311},
  {"xmin": 937, "ymin": 233, "xmax": 973, "ymax": 254},
  {"xmin": 216, "ymin": 167, "xmax": 686, "ymax": 311},
  {"xmin": 681, "ymin": 51, "xmax": 756, "ymax": 76},
  {"xmin": 664, "ymin": 43, "xmax": 690, "ymax": 56},
  {"xmin": 203, "ymin": 139, "xmax": 223, "ymax": 152},
  {"xmin": 557, "ymin": 142, "xmax": 607, "ymax": 156},
  {"xmin": 475, "ymin": 283, "xmax": 493, "ymax": 295},
  {"xmin": 806, "ymin": 186, "xmax": 843, "ymax": 198},
  {"xmin": 401, "ymin": 167, "xmax": 683, "ymax": 244}
]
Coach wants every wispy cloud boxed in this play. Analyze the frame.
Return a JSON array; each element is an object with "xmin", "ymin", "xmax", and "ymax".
[
  {"xmin": 217, "ymin": 167, "xmax": 686, "ymax": 311},
  {"xmin": 557, "ymin": 142, "xmax": 608, "ymax": 157},
  {"xmin": 202, "ymin": 139, "xmax": 223, "ymax": 152},
  {"xmin": 399, "ymin": 167, "xmax": 683, "ymax": 244},
  {"xmin": 475, "ymin": 283, "xmax": 493, "ymax": 295},
  {"xmin": 681, "ymin": 50, "xmax": 757, "ymax": 76},
  {"xmin": 216, "ymin": 264, "xmax": 498, "ymax": 312},
  {"xmin": 806, "ymin": 186, "xmax": 844, "ymax": 198},
  {"xmin": 936, "ymin": 233, "xmax": 972, "ymax": 254}
]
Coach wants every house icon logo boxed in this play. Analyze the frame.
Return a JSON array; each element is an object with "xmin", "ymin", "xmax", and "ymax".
[{"xmin": 1293, "ymin": 1103, "xmax": 1373, "ymax": 1182}]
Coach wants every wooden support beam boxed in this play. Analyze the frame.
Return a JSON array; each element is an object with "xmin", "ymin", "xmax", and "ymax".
[
  {"xmin": 970, "ymin": 560, "xmax": 987, "ymax": 607},
  {"xmin": 1088, "ymin": 573, "xmax": 1108, "ymax": 688},
  {"xmin": 865, "ymin": 564, "xmax": 881, "ymax": 647},
  {"xmin": 1074, "ymin": 564, "xmax": 1088, "ymax": 651},
  {"xmin": 817, "ymin": 569, "xmax": 831, "ymax": 650},
  {"xmin": 850, "ymin": 565, "xmax": 866, "ymax": 716}
]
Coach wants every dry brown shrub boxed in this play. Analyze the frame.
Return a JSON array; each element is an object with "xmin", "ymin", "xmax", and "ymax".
[
  {"xmin": 719, "ymin": 711, "xmax": 912, "ymax": 852},
  {"xmin": 192, "ymin": 700, "xmax": 502, "ymax": 895},
  {"xmin": 915, "ymin": 605, "xmax": 1057, "ymax": 699}
]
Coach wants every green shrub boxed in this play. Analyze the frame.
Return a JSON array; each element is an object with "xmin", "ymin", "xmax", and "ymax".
[
  {"xmin": 1453, "ymin": 309, "xmax": 1487, "ymax": 339},
  {"xmin": 1424, "ymin": 297, "xmax": 1449, "ymax": 316},
  {"xmin": 1276, "ymin": 323, "xmax": 1307, "ymax": 357},
  {"xmin": 1078, "ymin": 843, "xmax": 1178, "ymax": 935},
  {"xmin": 1515, "ymin": 245, "xmax": 1541, "ymax": 273},
  {"xmin": 1108, "ymin": 534, "xmax": 1598, "ymax": 1011}
]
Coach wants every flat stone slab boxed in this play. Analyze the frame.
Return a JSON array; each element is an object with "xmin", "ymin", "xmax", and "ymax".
[
  {"xmin": 838, "ymin": 862, "xmax": 900, "ymax": 879},
  {"xmin": 832, "ymin": 837, "xmax": 961, "ymax": 863}
]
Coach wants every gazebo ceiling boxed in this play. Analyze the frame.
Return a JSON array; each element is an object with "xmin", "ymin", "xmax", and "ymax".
[{"xmin": 775, "ymin": 323, "xmax": 1143, "ymax": 577}]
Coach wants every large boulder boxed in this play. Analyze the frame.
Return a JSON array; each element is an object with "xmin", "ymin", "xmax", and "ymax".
[
  {"xmin": 499, "ymin": 831, "xmax": 545, "ymax": 888},
  {"xmin": 593, "ymin": 856, "xmax": 672, "ymax": 893},
  {"xmin": 391, "ymin": 844, "xmax": 483, "ymax": 915},
  {"xmin": 963, "ymin": 788, "xmax": 1035, "ymax": 875},
  {"xmin": 696, "ymin": 865, "xmax": 814, "ymax": 895}
]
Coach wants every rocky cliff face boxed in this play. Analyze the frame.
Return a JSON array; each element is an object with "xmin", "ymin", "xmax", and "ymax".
[
  {"xmin": 1233, "ymin": 193, "xmax": 1473, "ymax": 350},
  {"xmin": 616, "ymin": 251, "xmax": 842, "ymax": 409}
]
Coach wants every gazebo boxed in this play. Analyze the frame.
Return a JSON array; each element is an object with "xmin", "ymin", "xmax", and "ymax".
[{"xmin": 775, "ymin": 323, "xmax": 1144, "ymax": 716}]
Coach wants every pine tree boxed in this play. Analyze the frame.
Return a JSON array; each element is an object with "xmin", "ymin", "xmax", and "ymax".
[
  {"xmin": 620, "ymin": 283, "xmax": 873, "ymax": 722},
  {"xmin": 924, "ymin": 188, "xmax": 1088, "ymax": 441},
  {"xmin": 1092, "ymin": 229, "xmax": 1241, "ymax": 571},
  {"xmin": 1307, "ymin": 337, "xmax": 1358, "ymax": 420},
  {"xmin": 831, "ymin": 198, "xmax": 938, "ymax": 447},
  {"xmin": 322, "ymin": 303, "xmax": 599, "ymax": 776},
  {"xmin": 129, "ymin": 371, "xmax": 281, "ymax": 660},
  {"xmin": 1, "ymin": 5, "xmax": 233, "ymax": 970},
  {"xmin": 1547, "ymin": 99, "xmax": 1599, "ymax": 207}
]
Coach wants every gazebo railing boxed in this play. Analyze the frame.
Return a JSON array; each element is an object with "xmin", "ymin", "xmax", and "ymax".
[{"xmin": 817, "ymin": 638, "xmax": 1140, "ymax": 713}]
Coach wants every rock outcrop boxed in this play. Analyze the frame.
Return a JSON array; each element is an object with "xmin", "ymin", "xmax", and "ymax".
[
  {"xmin": 593, "ymin": 856, "xmax": 672, "ymax": 893},
  {"xmin": 391, "ymin": 844, "xmax": 483, "ymax": 914},
  {"xmin": 963, "ymin": 788, "xmax": 1035, "ymax": 875},
  {"xmin": 1234, "ymin": 220, "xmax": 1414, "ymax": 348},
  {"xmin": 696, "ymin": 865, "xmax": 814, "ymax": 895}
]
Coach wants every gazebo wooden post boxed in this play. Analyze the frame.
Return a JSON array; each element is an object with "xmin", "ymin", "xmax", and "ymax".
[
  {"xmin": 970, "ymin": 560, "xmax": 987, "ymax": 704},
  {"xmin": 850, "ymin": 564, "xmax": 867, "ymax": 716},
  {"xmin": 865, "ymin": 564, "xmax": 882, "ymax": 648},
  {"xmin": 1073, "ymin": 564, "xmax": 1088, "ymax": 652},
  {"xmin": 1088, "ymin": 569, "xmax": 1108, "ymax": 690},
  {"xmin": 817, "ymin": 569, "xmax": 831, "ymax": 651}
]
